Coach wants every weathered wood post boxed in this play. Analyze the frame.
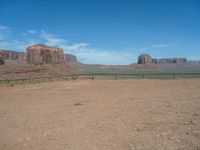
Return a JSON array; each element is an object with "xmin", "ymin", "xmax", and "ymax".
[{"xmin": 173, "ymin": 74, "xmax": 176, "ymax": 79}]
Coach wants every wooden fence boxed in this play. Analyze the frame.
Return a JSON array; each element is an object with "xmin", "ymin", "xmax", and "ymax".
[{"xmin": 0, "ymin": 73, "xmax": 200, "ymax": 85}]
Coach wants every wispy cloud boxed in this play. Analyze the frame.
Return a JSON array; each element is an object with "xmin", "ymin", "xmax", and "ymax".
[
  {"xmin": 40, "ymin": 31, "xmax": 89, "ymax": 51},
  {"xmin": 0, "ymin": 25, "xmax": 11, "ymax": 33},
  {"xmin": 63, "ymin": 43, "xmax": 89, "ymax": 51},
  {"xmin": 0, "ymin": 40, "xmax": 27, "ymax": 50},
  {"xmin": 38, "ymin": 31, "xmax": 133, "ymax": 64},
  {"xmin": 40, "ymin": 31, "xmax": 67, "ymax": 47},
  {"xmin": 69, "ymin": 48, "xmax": 135, "ymax": 65},
  {"xmin": 150, "ymin": 43, "xmax": 178, "ymax": 48},
  {"xmin": 138, "ymin": 43, "xmax": 179, "ymax": 52},
  {"xmin": 0, "ymin": 25, "xmax": 12, "ymax": 40},
  {"xmin": 27, "ymin": 30, "xmax": 37, "ymax": 34}
]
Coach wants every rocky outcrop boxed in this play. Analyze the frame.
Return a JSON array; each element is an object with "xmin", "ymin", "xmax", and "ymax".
[
  {"xmin": 187, "ymin": 61, "xmax": 200, "ymax": 65},
  {"xmin": 64, "ymin": 54, "xmax": 77, "ymax": 62},
  {"xmin": 0, "ymin": 49, "xmax": 26, "ymax": 61},
  {"xmin": 1, "ymin": 50, "xmax": 18, "ymax": 60},
  {"xmin": 0, "ymin": 51, "xmax": 5, "ymax": 64},
  {"xmin": 138, "ymin": 54, "xmax": 187, "ymax": 64},
  {"xmin": 26, "ymin": 44, "xmax": 64, "ymax": 65},
  {"xmin": 17, "ymin": 52, "xmax": 26, "ymax": 61},
  {"xmin": 64, "ymin": 54, "xmax": 79, "ymax": 65},
  {"xmin": 138, "ymin": 54, "xmax": 152, "ymax": 64},
  {"xmin": 152, "ymin": 58, "xmax": 187, "ymax": 64}
]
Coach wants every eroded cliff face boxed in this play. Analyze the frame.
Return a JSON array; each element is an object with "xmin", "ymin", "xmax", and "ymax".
[
  {"xmin": 26, "ymin": 44, "xmax": 64, "ymax": 65},
  {"xmin": 64, "ymin": 54, "xmax": 77, "ymax": 61},
  {"xmin": 0, "ymin": 49, "xmax": 26, "ymax": 61},
  {"xmin": 64, "ymin": 54, "xmax": 79, "ymax": 65},
  {"xmin": 152, "ymin": 58, "xmax": 187, "ymax": 64}
]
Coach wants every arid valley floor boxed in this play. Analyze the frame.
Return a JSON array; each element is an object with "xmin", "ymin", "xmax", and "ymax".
[{"xmin": 0, "ymin": 79, "xmax": 200, "ymax": 150}]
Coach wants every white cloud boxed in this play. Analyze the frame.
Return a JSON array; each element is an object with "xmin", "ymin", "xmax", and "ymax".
[
  {"xmin": 40, "ymin": 31, "xmax": 67, "ymax": 47},
  {"xmin": 67, "ymin": 47, "xmax": 135, "ymax": 65},
  {"xmin": 0, "ymin": 25, "xmax": 12, "ymax": 40},
  {"xmin": 40, "ymin": 31, "xmax": 89, "ymax": 51},
  {"xmin": 138, "ymin": 43, "xmax": 179, "ymax": 52},
  {"xmin": 63, "ymin": 43, "xmax": 89, "ymax": 51},
  {"xmin": 27, "ymin": 30, "xmax": 37, "ymax": 34},
  {"xmin": 150, "ymin": 43, "xmax": 178, "ymax": 48},
  {"xmin": 0, "ymin": 40, "xmax": 27, "ymax": 51},
  {"xmin": 0, "ymin": 25, "xmax": 11, "ymax": 33}
]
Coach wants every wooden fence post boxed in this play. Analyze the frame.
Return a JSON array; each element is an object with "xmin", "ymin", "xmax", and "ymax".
[
  {"xmin": 173, "ymin": 74, "xmax": 176, "ymax": 79},
  {"xmin": 142, "ymin": 74, "xmax": 144, "ymax": 79}
]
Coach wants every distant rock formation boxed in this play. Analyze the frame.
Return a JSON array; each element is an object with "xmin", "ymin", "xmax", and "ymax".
[
  {"xmin": 138, "ymin": 54, "xmax": 187, "ymax": 64},
  {"xmin": 26, "ymin": 44, "xmax": 64, "ymax": 65},
  {"xmin": 64, "ymin": 54, "xmax": 77, "ymax": 62},
  {"xmin": 17, "ymin": 52, "xmax": 26, "ymax": 61},
  {"xmin": 0, "ymin": 49, "xmax": 26, "ymax": 61},
  {"xmin": 138, "ymin": 54, "xmax": 152, "ymax": 64},
  {"xmin": 187, "ymin": 60, "xmax": 200, "ymax": 65},
  {"xmin": 0, "ymin": 51, "xmax": 5, "ymax": 64},
  {"xmin": 64, "ymin": 54, "xmax": 79, "ymax": 65},
  {"xmin": 2, "ymin": 50, "xmax": 18, "ymax": 60},
  {"xmin": 152, "ymin": 58, "xmax": 187, "ymax": 64}
]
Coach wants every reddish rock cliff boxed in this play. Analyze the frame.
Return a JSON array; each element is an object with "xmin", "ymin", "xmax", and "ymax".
[{"xmin": 26, "ymin": 44, "xmax": 64, "ymax": 65}]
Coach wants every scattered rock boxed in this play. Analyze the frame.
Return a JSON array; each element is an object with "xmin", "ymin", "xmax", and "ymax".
[
  {"xmin": 74, "ymin": 102, "xmax": 82, "ymax": 106},
  {"xmin": 185, "ymin": 131, "xmax": 191, "ymax": 135}
]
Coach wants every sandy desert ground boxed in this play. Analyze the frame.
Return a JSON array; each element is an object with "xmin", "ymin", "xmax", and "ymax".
[{"xmin": 0, "ymin": 79, "xmax": 200, "ymax": 150}]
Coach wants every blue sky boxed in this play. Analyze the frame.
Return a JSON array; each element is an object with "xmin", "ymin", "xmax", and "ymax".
[{"xmin": 0, "ymin": 0, "xmax": 200, "ymax": 64}]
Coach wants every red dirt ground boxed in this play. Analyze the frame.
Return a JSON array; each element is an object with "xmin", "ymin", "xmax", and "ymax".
[{"xmin": 0, "ymin": 79, "xmax": 200, "ymax": 150}]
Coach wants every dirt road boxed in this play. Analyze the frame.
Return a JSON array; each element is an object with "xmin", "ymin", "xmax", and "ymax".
[{"xmin": 0, "ymin": 79, "xmax": 200, "ymax": 150}]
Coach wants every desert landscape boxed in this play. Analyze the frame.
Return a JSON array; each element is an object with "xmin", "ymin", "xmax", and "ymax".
[
  {"xmin": 0, "ymin": 79, "xmax": 200, "ymax": 150},
  {"xmin": 1, "ymin": 1, "xmax": 200, "ymax": 149}
]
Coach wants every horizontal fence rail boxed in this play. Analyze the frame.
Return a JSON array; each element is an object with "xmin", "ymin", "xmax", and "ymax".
[{"xmin": 0, "ymin": 73, "xmax": 200, "ymax": 85}]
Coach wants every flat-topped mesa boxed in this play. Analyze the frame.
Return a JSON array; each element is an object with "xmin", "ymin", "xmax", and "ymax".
[
  {"xmin": 26, "ymin": 44, "xmax": 64, "ymax": 65},
  {"xmin": 152, "ymin": 58, "xmax": 187, "ymax": 64},
  {"xmin": 0, "ymin": 49, "xmax": 26, "ymax": 61},
  {"xmin": 138, "ymin": 54, "xmax": 152, "ymax": 64},
  {"xmin": 64, "ymin": 54, "xmax": 79, "ymax": 65},
  {"xmin": 137, "ymin": 53, "xmax": 187, "ymax": 64},
  {"xmin": 64, "ymin": 54, "xmax": 77, "ymax": 62}
]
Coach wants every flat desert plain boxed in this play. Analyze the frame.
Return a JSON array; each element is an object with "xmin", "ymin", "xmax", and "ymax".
[{"xmin": 0, "ymin": 79, "xmax": 200, "ymax": 150}]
